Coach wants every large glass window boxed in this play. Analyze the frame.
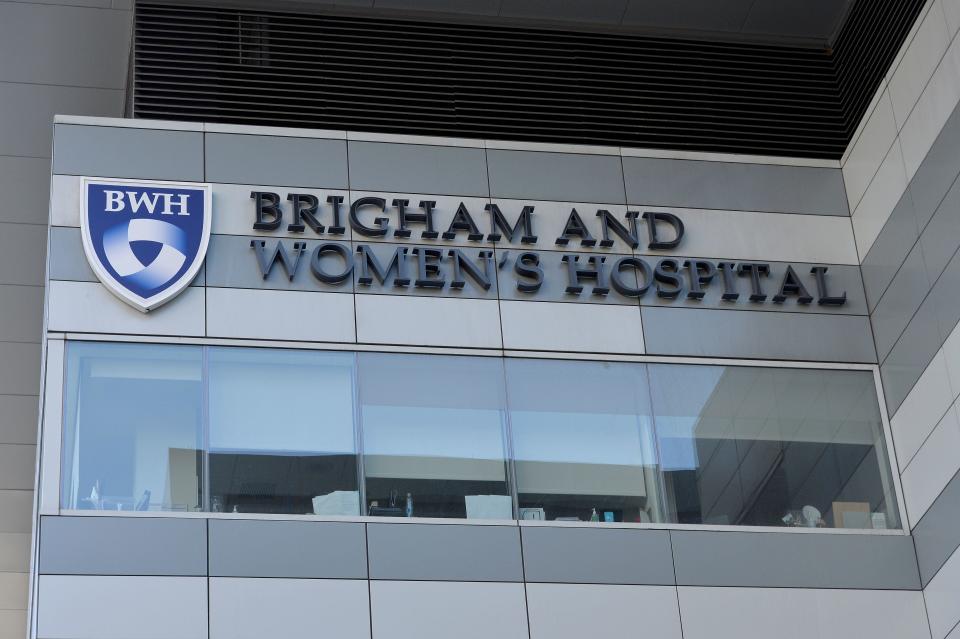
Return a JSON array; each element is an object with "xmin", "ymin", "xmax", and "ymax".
[
  {"xmin": 648, "ymin": 364, "xmax": 901, "ymax": 529},
  {"xmin": 506, "ymin": 359, "xmax": 660, "ymax": 523},
  {"xmin": 61, "ymin": 342, "xmax": 203, "ymax": 512},
  {"xmin": 358, "ymin": 353, "xmax": 511, "ymax": 519},
  {"xmin": 208, "ymin": 348, "xmax": 358, "ymax": 515},
  {"xmin": 59, "ymin": 342, "xmax": 903, "ymax": 529}
]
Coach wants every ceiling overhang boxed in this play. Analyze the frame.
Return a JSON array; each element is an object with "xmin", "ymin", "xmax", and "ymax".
[
  {"xmin": 133, "ymin": 0, "xmax": 925, "ymax": 159},
  {"xmin": 174, "ymin": 0, "xmax": 857, "ymax": 49}
]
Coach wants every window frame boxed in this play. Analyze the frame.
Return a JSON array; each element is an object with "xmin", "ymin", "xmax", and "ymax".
[{"xmin": 39, "ymin": 333, "xmax": 908, "ymax": 536}]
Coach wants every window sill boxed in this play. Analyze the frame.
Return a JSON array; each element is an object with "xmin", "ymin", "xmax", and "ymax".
[{"xmin": 55, "ymin": 509, "xmax": 908, "ymax": 535}]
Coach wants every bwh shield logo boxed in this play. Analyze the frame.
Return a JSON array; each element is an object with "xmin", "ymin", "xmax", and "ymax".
[{"xmin": 82, "ymin": 178, "xmax": 212, "ymax": 312}]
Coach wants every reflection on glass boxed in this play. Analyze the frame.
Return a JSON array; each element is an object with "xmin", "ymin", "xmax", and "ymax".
[
  {"xmin": 506, "ymin": 358, "xmax": 660, "ymax": 523},
  {"xmin": 58, "ymin": 342, "xmax": 904, "ymax": 530},
  {"xmin": 648, "ymin": 364, "xmax": 901, "ymax": 529},
  {"xmin": 61, "ymin": 342, "xmax": 203, "ymax": 512},
  {"xmin": 359, "ymin": 353, "xmax": 511, "ymax": 519},
  {"xmin": 208, "ymin": 348, "xmax": 359, "ymax": 515}
]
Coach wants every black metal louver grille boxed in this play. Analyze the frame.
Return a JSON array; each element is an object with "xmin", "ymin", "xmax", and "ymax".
[{"xmin": 134, "ymin": 0, "xmax": 924, "ymax": 159}]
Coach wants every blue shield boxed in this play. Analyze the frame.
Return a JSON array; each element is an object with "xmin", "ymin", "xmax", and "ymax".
[{"xmin": 82, "ymin": 179, "xmax": 212, "ymax": 312}]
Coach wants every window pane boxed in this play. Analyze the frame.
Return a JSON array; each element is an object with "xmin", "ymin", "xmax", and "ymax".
[
  {"xmin": 359, "ymin": 353, "xmax": 511, "ymax": 519},
  {"xmin": 208, "ymin": 348, "xmax": 358, "ymax": 515},
  {"xmin": 59, "ymin": 341, "xmax": 903, "ymax": 530},
  {"xmin": 648, "ymin": 364, "xmax": 901, "ymax": 529},
  {"xmin": 61, "ymin": 342, "xmax": 203, "ymax": 512},
  {"xmin": 505, "ymin": 358, "xmax": 660, "ymax": 523}
]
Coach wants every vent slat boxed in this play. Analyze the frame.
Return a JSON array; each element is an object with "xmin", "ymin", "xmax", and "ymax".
[{"xmin": 133, "ymin": 0, "xmax": 925, "ymax": 159}]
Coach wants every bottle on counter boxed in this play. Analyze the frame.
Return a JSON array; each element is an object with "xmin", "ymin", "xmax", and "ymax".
[
  {"xmin": 589, "ymin": 508, "xmax": 600, "ymax": 522},
  {"xmin": 405, "ymin": 493, "xmax": 414, "ymax": 517}
]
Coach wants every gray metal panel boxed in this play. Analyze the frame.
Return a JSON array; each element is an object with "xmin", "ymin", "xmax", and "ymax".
[
  {"xmin": 870, "ymin": 243, "xmax": 931, "ymax": 362},
  {"xmin": 622, "ymin": 157, "xmax": 849, "ymax": 215},
  {"xmin": 861, "ymin": 191, "xmax": 920, "ymax": 312},
  {"xmin": 881, "ymin": 299, "xmax": 943, "ymax": 415},
  {"xmin": 0, "ymin": 83, "xmax": 122, "ymax": 158},
  {"xmin": 348, "ymin": 141, "xmax": 489, "ymax": 197},
  {"xmin": 908, "ymin": 101, "xmax": 960, "ymax": 231},
  {"xmin": 53, "ymin": 124, "xmax": 204, "ymax": 181},
  {"xmin": 641, "ymin": 306, "xmax": 877, "ymax": 363},
  {"xmin": 206, "ymin": 234, "xmax": 353, "ymax": 293},
  {"xmin": 0, "ymin": 3, "xmax": 131, "ymax": 89},
  {"xmin": 0, "ymin": 489, "xmax": 34, "ymax": 533},
  {"xmin": 0, "ymin": 343, "xmax": 40, "ymax": 396},
  {"xmin": 38, "ymin": 516, "xmax": 207, "ymax": 576},
  {"xmin": 880, "ymin": 245, "xmax": 960, "ymax": 408},
  {"xmin": 636, "ymin": 258, "xmax": 867, "ymax": 316},
  {"xmin": 671, "ymin": 530, "xmax": 920, "ymax": 590},
  {"xmin": 521, "ymin": 526, "xmax": 675, "ymax": 585},
  {"xmin": 914, "ymin": 469, "xmax": 960, "ymax": 586},
  {"xmin": 919, "ymin": 176, "xmax": 960, "ymax": 284},
  {"xmin": 0, "ymin": 156, "xmax": 51, "ymax": 224},
  {"xmin": 0, "ymin": 285, "xmax": 43, "ymax": 344},
  {"xmin": 498, "ymin": 250, "xmax": 637, "ymax": 306},
  {"xmin": 48, "ymin": 226, "xmax": 95, "ymax": 282},
  {"xmin": 929, "ymin": 247, "xmax": 960, "ymax": 345},
  {"xmin": 0, "ymin": 444, "xmax": 36, "ymax": 490},
  {"xmin": 204, "ymin": 133, "xmax": 349, "ymax": 188},
  {"xmin": 0, "ymin": 533, "xmax": 29, "ymax": 573},
  {"xmin": 49, "ymin": 226, "xmax": 204, "ymax": 287},
  {"xmin": 0, "ymin": 224, "xmax": 46, "ymax": 286},
  {"xmin": 352, "ymin": 241, "xmax": 498, "ymax": 300},
  {"xmin": 497, "ymin": 253, "xmax": 865, "ymax": 313},
  {"xmin": 486, "ymin": 150, "xmax": 625, "ymax": 203},
  {"xmin": 0, "ymin": 395, "xmax": 39, "ymax": 446},
  {"xmin": 367, "ymin": 523, "xmax": 523, "ymax": 582},
  {"xmin": 208, "ymin": 519, "xmax": 367, "ymax": 578}
]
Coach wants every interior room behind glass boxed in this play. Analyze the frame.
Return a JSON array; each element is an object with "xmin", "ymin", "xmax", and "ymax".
[
  {"xmin": 61, "ymin": 342, "xmax": 203, "ymax": 512},
  {"xmin": 59, "ymin": 342, "xmax": 902, "ymax": 530},
  {"xmin": 207, "ymin": 348, "xmax": 359, "ymax": 515},
  {"xmin": 507, "ymin": 358, "xmax": 660, "ymax": 524},
  {"xmin": 359, "ymin": 353, "xmax": 511, "ymax": 520},
  {"xmin": 649, "ymin": 365, "xmax": 900, "ymax": 529}
]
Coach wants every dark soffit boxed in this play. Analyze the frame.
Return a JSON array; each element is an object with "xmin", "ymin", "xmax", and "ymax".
[{"xmin": 133, "ymin": 0, "xmax": 925, "ymax": 159}]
